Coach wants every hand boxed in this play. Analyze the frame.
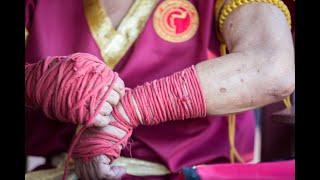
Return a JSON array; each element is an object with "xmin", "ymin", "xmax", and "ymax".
[
  {"xmin": 92, "ymin": 77, "xmax": 125, "ymax": 127},
  {"xmin": 75, "ymin": 94, "xmax": 142, "ymax": 179},
  {"xmin": 75, "ymin": 116, "xmax": 128, "ymax": 180},
  {"xmin": 75, "ymin": 155, "xmax": 126, "ymax": 180}
]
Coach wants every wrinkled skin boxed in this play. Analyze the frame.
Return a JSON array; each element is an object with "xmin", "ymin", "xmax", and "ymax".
[
  {"xmin": 75, "ymin": 108, "xmax": 129, "ymax": 180},
  {"xmin": 92, "ymin": 77, "xmax": 125, "ymax": 127},
  {"xmin": 75, "ymin": 155, "xmax": 126, "ymax": 180}
]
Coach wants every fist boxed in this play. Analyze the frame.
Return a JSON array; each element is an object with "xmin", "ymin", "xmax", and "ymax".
[
  {"xmin": 75, "ymin": 155, "xmax": 126, "ymax": 180},
  {"xmin": 74, "ymin": 121, "xmax": 128, "ymax": 180}
]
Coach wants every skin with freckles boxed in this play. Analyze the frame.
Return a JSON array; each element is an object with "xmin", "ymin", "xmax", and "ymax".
[{"xmin": 76, "ymin": 1, "xmax": 295, "ymax": 179}]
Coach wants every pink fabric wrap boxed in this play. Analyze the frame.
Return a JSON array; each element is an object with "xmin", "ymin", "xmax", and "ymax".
[{"xmin": 196, "ymin": 160, "xmax": 295, "ymax": 180}]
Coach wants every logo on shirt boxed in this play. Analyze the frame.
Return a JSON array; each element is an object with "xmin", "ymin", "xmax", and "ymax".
[{"xmin": 153, "ymin": 0, "xmax": 199, "ymax": 43}]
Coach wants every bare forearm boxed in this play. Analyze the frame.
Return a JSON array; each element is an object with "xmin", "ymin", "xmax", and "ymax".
[
  {"xmin": 196, "ymin": 2, "xmax": 294, "ymax": 115},
  {"xmin": 196, "ymin": 49, "xmax": 294, "ymax": 115}
]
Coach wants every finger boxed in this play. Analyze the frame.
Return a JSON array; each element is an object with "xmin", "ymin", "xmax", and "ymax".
[
  {"xmin": 113, "ymin": 78, "xmax": 125, "ymax": 97},
  {"xmin": 80, "ymin": 160, "xmax": 91, "ymax": 180},
  {"xmin": 74, "ymin": 160, "xmax": 82, "ymax": 179},
  {"xmin": 99, "ymin": 102, "xmax": 113, "ymax": 116},
  {"xmin": 101, "ymin": 124, "xmax": 126, "ymax": 139},
  {"xmin": 105, "ymin": 166, "xmax": 126, "ymax": 180},
  {"xmin": 93, "ymin": 114, "xmax": 112, "ymax": 127},
  {"xmin": 92, "ymin": 157, "xmax": 103, "ymax": 180},
  {"xmin": 94, "ymin": 155, "xmax": 112, "ymax": 179},
  {"xmin": 97, "ymin": 154, "xmax": 111, "ymax": 164},
  {"xmin": 106, "ymin": 90, "xmax": 120, "ymax": 106},
  {"xmin": 117, "ymin": 103, "xmax": 130, "ymax": 122},
  {"xmin": 113, "ymin": 166, "xmax": 126, "ymax": 179},
  {"xmin": 87, "ymin": 160, "xmax": 98, "ymax": 180},
  {"xmin": 99, "ymin": 86, "xmax": 109, "ymax": 102}
]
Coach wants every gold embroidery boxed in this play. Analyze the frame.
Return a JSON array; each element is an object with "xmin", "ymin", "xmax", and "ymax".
[
  {"xmin": 25, "ymin": 166, "xmax": 77, "ymax": 180},
  {"xmin": 215, "ymin": 0, "xmax": 227, "ymax": 43},
  {"xmin": 83, "ymin": 0, "xmax": 158, "ymax": 69},
  {"xmin": 112, "ymin": 157, "xmax": 170, "ymax": 176}
]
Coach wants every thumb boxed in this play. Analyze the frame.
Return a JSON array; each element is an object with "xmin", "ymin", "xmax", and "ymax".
[{"xmin": 110, "ymin": 166, "xmax": 126, "ymax": 179}]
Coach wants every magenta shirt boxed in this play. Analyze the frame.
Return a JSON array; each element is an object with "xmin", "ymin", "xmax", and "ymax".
[{"xmin": 25, "ymin": 0, "xmax": 255, "ymax": 173}]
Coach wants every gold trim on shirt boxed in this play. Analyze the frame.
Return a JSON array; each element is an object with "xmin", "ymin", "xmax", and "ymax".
[
  {"xmin": 83, "ymin": 0, "xmax": 158, "ymax": 69},
  {"xmin": 215, "ymin": 0, "xmax": 227, "ymax": 43},
  {"xmin": 25, "ymin": 157, "xmax": 170, "ymax": 179}
]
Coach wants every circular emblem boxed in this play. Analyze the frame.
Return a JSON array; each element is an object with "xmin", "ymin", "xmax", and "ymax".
[{"xmin": 153, "ymin": 0, "xmax": 199, "ymax": 43}]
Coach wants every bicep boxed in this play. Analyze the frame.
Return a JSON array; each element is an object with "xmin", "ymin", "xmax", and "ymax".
[
  {"xmin": 221, "ymin": 1, "xmax": 293, "ymax": 54},
  {"xmin": 219, "ymin": 1, "xmax": 295, "ymax": 100}
]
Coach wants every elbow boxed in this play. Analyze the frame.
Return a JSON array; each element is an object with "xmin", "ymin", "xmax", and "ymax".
[
  {"xmin": 267, "ymin": 73, "xmax": 295, "ymax": 100},
  {"xmin": 263, "ymin": 52, "xmax": 295, "ymax": 100}
]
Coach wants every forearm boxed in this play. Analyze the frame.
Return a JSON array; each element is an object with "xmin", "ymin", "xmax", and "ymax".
[
  {"xmin": 197, "ymin": 2, "xmax": 294, "ymax": 114},
  {"xmin": 196, "ymin": 49, "xmax": 294, "ymax": 115},
  {"xmin": 125, "ymin": 49, "xmax": 294, "ymax": 120},
  {"xmin": 117, "ymin": 66, "xmax": 206, "ymax": 126}
]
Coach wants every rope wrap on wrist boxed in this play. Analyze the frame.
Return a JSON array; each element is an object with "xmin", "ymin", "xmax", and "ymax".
[{"xmin": 71, "ymin": 65, "xmax": 207, "ymax": 167}]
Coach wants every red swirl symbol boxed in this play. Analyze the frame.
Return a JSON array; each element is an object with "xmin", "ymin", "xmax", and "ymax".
[
  {"xmin": 153, "ymin": 0, "xmax": 199, "ymax": 43},
  {"xmin": 166, "ymin": 7, "xmax": 191, "ymax": 34}
]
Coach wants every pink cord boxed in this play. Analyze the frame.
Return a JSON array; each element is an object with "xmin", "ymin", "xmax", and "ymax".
[
  {"xmin": 25, "ymin": 54, "xmax": 206, "ymax": 179},
  {"xmin": 72, "ymin": 66, "xmax": 207, "ymax": 173},
  {"xmin": 25, "ymin": 53, "xmax": 118, "ymax": 179}
]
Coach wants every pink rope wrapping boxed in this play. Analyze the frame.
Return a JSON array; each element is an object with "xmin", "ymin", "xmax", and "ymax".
[
  {"xmin": 72, "ymin": 66, "xmax": 207, "ymax": 174},
  {"xmin": 25, "ymin": 53, "xmax": 118, "ymax": 126},
  {"xmin": 25, "ymin": 53, "xmax": 119, "ymax": 179},
  {"xmin": 26, "ymin": 56, "xmax": 206, "ymax": 178}
]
